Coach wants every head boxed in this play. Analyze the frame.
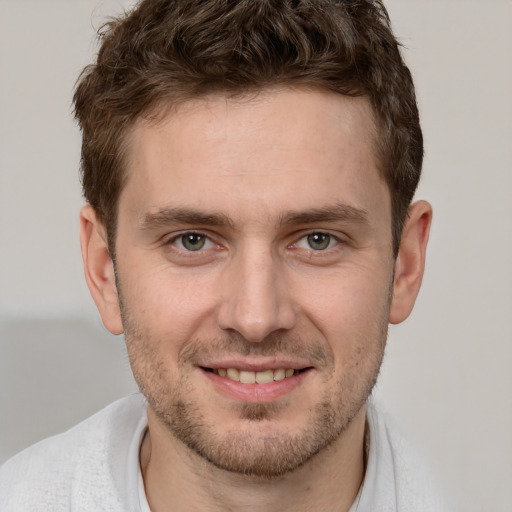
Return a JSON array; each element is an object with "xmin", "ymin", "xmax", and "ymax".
[
  {"xmin": 74, "ymin": 0, "xmax": 423, "ymax": 259},
  {"xmin": 77, "ymin": 0, "xmax": 431, "ymax": 479}
]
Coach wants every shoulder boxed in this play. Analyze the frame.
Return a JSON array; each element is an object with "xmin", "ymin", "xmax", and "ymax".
[
  {"xmin": 359, "ymin": 400, "xmax": 448, "ymax": 512},
  {"xmin": 0, "ymin": 394, "xmax": 147, "ymax": 512}
]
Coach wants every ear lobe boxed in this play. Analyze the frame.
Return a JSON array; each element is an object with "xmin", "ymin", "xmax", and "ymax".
[
  {"xmin": 80, "ymin": 205, "xmax": 123, "ymax": 335},
  {"xmin": 389, "ymin": 200, "xmax": 432, "ymax": 324}
]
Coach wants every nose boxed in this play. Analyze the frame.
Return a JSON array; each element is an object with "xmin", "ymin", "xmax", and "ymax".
[{"xmin": 216, "ymin": 246, "xmax": 297, "ymax": 343}]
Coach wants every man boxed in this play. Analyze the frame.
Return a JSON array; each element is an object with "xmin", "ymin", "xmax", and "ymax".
[{"xmin": 0, "ymin": 0, "xmax": 445, "ymax": 510}]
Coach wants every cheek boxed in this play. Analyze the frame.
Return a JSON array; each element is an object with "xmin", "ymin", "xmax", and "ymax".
[
  {"xmin": 121, "ymin": 263, "xmax": 221, "ymax": 341},
  {"xmin": 297, "ymin": 267, "xmax": 392, "ymax": 341}
]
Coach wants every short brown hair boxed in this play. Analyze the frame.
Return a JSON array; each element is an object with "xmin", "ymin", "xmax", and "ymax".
[{"xmin": 74, "ymin": 0, "xmax": 423, "ymax": 256}]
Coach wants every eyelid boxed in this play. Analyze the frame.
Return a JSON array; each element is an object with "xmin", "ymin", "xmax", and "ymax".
[
  {"xmin": 165, "ymin": 230, "xmax": 218, "ymax": 251},
  {"xmin": 162, "ymin": 228, "xmax": 346, "ymax": 252},
  {"xmin": 291, "ymin": 230, "xmax": 344, "ymax": 250}
]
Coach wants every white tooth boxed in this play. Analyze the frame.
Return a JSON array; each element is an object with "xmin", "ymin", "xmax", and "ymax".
[
  {"xmin": 285, "ymin": 368, "xmax": 294, "ymax": 378},
  {"xmin": 239, "ymin": 370, "xmax": 256, "ymax": 384},
  {"xmin": 256, "ymin": 370, "xmax": 274, "ymax": 384},
  {"xmin": 218, "ymin": 368, "xmax": 227, "ymax": 377},
  {"xmin": 226, "ymin": 368, "xmax": 240, "ymax": 381},
  {"xmin": 273, "ymin": 368, "xmax": 286, "ymax": 381}
]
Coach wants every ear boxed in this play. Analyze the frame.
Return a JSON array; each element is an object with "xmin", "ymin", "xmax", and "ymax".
[
  {"xmin": 80, "ymin": 205, "xmax": 123, "ymax": 334},
  {"xmin": 389, "ymin": 200, "xmax": 432, "ymax": 324}
]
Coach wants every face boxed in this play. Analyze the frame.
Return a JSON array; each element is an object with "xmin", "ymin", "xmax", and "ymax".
[{"xmin": 110, "ymin": 89, "xmax": 396, "ymax": 477}]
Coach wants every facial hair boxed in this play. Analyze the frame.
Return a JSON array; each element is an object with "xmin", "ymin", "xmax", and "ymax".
[{"xmin": 121, "ymin": 306, "xmax": 388, "ymax": 478}]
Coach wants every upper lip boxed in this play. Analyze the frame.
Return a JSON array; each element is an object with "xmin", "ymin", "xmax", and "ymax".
[{"xmin": 198, "ymin": 358, "xmax": 313, "ymax": 372}]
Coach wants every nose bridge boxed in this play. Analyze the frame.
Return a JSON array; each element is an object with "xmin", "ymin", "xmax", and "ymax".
[{"xmin": 217, "ymin": 241, "xmax": 296, "ymax": 342}]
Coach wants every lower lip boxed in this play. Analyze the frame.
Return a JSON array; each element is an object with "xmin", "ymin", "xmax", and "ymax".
[{"xmin": 201, "ymin": 369, "xmax": 312, "ymax": 402}]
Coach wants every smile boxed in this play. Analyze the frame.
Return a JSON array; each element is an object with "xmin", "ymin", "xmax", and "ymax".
[
  {"xmin": 200, "ymin": 365, "xmax": 313, "ymax": 402},
  {"xmin": 206, "ymin": 367, "xmax": 302, "ymax": 384}
]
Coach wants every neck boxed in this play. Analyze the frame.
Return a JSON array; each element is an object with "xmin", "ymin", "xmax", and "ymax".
[{"xmin": 140, "ymin": 405, "xmax": 367, "ymax": 512}]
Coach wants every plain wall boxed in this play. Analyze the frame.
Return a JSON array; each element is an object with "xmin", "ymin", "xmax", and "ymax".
[{"xmin": 1, "ymin": 1, "xmax": 511, "ymax": 510}]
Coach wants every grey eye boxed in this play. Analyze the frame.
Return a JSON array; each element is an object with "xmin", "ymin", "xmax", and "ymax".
[
  {"xmin": 181, "ymin": 233, "xmax": 207, "ymax": 251},
  {"xmin": 306, "ymin": 233, "xmax": 332, "ymax": 250}
]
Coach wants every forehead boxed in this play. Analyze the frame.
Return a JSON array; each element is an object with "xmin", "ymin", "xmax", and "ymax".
[
  {"xmin": 120, "ymin": 88, "xmax": 389, "ymax": 225},
  {"xmin": 132, "ymin": 88, "xmax": 380, "ymax": 166}
]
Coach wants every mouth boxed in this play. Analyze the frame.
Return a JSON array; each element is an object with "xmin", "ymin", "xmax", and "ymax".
[{"xmin": 201, "ymin": 367, "xmax": 311, "ymax": 384}]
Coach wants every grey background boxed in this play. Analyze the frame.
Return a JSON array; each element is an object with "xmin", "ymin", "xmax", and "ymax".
[{"xmin": 1, "ymin": 1, "xmax": 511, "ymax": 510}]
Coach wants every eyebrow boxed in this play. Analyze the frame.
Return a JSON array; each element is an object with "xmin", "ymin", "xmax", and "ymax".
[
  {"xmin": 138, "ymin": 207, "xmax": 235, "ymax": 230},
  {"xmin": 278, "ymin": 203, "xmax": 369, "ymax": 226},
  {"xmin": 138, "ymin": 202, "xmax": 368, "ymax": 231}
]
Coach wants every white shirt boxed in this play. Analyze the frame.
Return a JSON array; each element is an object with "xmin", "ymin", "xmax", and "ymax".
[{"xmin": 0, "ymin": 394, "xmax": 445, "ymax": 511}]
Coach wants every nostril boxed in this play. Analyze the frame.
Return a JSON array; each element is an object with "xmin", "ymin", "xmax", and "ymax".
[{"xmin": 216, "ymin": 275, "xmax": 297, "ymax": 341}]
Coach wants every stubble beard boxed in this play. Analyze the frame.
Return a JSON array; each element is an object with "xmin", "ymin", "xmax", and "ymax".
[
  {"xmin": 115, "ymin": 254, "xmax": 391, "ymax": 478},
  {"xmin": 159, "ymin": 370, "xmax": 380, "ymax": 478},
  {"xmin": 121, "ymin": 312, "xmax": 388, "ymax": 479}
]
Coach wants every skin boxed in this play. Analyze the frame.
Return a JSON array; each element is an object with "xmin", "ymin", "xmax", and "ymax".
[{"xmin": 80, "ymin": 88, "xmax": 431, "ymax": 512}]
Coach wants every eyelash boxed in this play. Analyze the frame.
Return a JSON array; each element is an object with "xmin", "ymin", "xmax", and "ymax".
[
  {"xmin": 292, "ymin": 232, "xmax": 341, "ymax": 252},
  {"xmin": 165, "ymin": 230, "xmax": 343, "ymax": 254},
  {"xmin": 165, "ymin": 231, "xmax": 219, "ymax": 254}
]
